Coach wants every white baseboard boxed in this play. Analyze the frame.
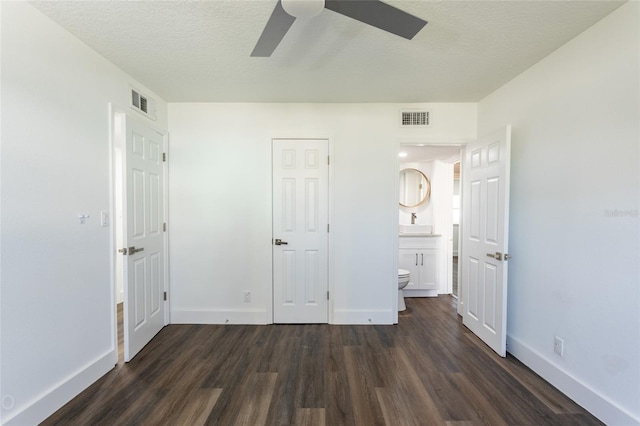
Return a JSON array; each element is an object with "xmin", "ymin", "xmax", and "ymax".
[
  {"xmin": 404, "ymin": 289, "xmax": 438, "ymax": 297},
  {"xmin": 507, "ymin": 335, "xmax": 640, "ymax": 426},
  {"xmin": 171, "ymin": 308, "xmax": 396, "ymax": 325},
  {"xmin": 3, "ymin": 350, "xmax": 116, "ymax": 426},
  {"xmin": 331, "ymin": 309, "xmax": 395, "ymax": 325},
  {"xmin": 170, "ymin": 308, "xmax": 269, "ymax": 324}
]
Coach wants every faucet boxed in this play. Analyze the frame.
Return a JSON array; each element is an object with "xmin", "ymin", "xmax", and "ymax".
[{"xmin": 411, "ymin": 213, "xmax": 417, "ymax": 224}]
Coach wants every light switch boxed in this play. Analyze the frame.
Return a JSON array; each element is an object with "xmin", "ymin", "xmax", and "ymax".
[{"xmin": 101, "ymin": 211, "xmax": 110, "ymax": 227}]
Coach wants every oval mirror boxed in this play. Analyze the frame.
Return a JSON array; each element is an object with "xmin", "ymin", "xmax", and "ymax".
[{"xmin": 399, "ymin": 168, "xmax": 431, "ymax": 207}]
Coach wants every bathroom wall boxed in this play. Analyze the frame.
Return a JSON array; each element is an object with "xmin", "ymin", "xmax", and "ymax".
[
  {"xmin": 399, "ymin": 161, "xmax": 435, "ymax": 227},
  {"xmin": 0, "ymin": 2, "xmax": 168, "ymax": 424},
  {"xmin": 430, "ymin": 160, "xmax": 454, "ymax": 293},
  {"xmin": 399, "ymin": 156, "xmax": 459, "ymax": 235},
  {"xmin": 477, "ymin": 2, "xmax": 639, "ymax": 424},
  {"xmin": 167, "ymin": 103, "xmax": 476, "ymax": 325}
]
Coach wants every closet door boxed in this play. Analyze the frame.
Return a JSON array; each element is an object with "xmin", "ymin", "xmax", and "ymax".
[{"xmin": 272, "ymin": 139, "xmax": 329, "ymax": 323}]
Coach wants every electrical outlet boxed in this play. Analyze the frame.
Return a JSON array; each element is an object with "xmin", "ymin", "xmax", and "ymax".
[
  {"xmin": 554, "ymin": 336, "xmax": 564, "ymax": 357},
  {"xmin": 243, "ymin": 291, "xmax": 251, "ymax": 303}
]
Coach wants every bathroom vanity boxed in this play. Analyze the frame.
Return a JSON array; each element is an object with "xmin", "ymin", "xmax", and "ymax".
[{"xmin": 399, "ymin": 234, "xmax": 441, "ymax": 297}]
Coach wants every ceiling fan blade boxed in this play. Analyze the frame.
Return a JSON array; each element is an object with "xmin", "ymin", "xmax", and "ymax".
[
  {"xmin": 251, "ymin": 1, "xmax": 296, "ymax": 57},
  {"xmin": 324, "ymin": 0, "xmax": 427, "ymax": 40}
]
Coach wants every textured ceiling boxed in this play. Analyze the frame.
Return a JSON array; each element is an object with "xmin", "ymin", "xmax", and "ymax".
[{"xmin": 30, "ymin": 0, "xmax": 625, "ymax": 103}]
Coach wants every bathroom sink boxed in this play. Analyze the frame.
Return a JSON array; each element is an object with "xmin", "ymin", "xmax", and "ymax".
[{"xmin": 399, "ymin": 224, "xmax": 432, "ymax": 234}]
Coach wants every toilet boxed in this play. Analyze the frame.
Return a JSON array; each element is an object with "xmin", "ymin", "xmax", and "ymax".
[{"xmin": 398, "ymin": 269, "xmax": 410, "ymax": 311}]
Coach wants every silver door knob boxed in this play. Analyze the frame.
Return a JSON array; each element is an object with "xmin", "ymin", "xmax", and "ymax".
[
  {"xmin": 274, "ymin": 239, "xmax": 288, "ymax": 246},
  {"xmin": 128, "ymin": 246, "xmax": 144, "ymax": 254},
  {"xmin": 486, "ymin": 252, "xmax": 503, "ymax": 261}
]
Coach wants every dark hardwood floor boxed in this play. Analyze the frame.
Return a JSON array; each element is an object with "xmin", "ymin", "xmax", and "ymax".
[
  {"xmin": 42, "ymin": 297, "xmax": 602, "ymax": 425},
  {"xmin": 452, "ymin": 256, "xmax": 458, "ymax": 297},
  {"xmin": 117, "ymin": 302, "xmax": 124, "ymax": 364}
]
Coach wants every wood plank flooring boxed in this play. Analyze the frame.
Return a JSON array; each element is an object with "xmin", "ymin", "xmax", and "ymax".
[
  {"xmin": 42, "ymin": 297, "xmax": 603, "ymax": 425},
  {"xmin": 452, "ymin": 256, "xmax": 458, "ymax": 297}
]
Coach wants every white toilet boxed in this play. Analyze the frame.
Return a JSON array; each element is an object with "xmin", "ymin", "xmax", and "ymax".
[{"xmin": 398, "ymin": 269, "xmax": 410, "ymax": 311}]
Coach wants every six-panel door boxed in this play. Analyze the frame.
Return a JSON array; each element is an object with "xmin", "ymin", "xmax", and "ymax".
[
  {"xmin": 123, "ymin": 116, "xmax": 166, "ymax": 361},
  {"xmin": 461, "ymin": 126, "xmax": 511, "ymax": 357},
  {"xmin": 272, "ymin": 139, "xmax": 329, "ymax": 323}
]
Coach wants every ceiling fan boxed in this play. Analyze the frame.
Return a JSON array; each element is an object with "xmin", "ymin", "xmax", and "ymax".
[{"xmin": 251, "ymin": 0, "xmax": 427, "ymax": 57}]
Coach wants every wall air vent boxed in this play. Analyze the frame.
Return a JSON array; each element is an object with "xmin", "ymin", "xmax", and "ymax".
[
  {"xmin": 130, "ymin": 87, "xmax": 156, "ymax": 121},
  {"xmin": 401, "ymin": 110, "xmax": 430, "ymax": 128}
]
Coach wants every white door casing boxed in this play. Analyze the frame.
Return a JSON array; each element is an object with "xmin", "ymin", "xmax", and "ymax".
[
  {"xmin": 461, "ymin": 126, "xmax": 511, "ymax": 357},
  {"xmin": 123, "ymin": 115, "xmax": 166, "ymax": 361},
  {"xmin": 272, "ymin": 139, "xmax": 329, "ymax": 323}
]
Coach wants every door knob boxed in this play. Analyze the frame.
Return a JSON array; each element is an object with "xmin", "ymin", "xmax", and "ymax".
[
  {"xmin": 274, "ymin": 239, "xmax": 288, "ymax": 246},
  {"xmin": 128, "ymin": 246, "xmax": 144, "ymax": 254},
  {"xmin": 486, "ymin": 252, "xmax": 503, "ymax": 261}
]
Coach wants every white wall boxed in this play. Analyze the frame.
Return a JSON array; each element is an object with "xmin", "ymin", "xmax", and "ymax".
[
  {"xmin": 478, "ymin": 3, "xmax": 639, "ymax": 424},
  {"xmin": 168, "ymin": 103, "xmax": 476, "ymax": 325},
  {"xmin": 0, "ymin": 3, "xmax": 167, "ymax": 424}
]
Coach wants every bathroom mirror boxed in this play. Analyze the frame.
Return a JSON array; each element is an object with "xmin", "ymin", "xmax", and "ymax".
[{"xmin": 399, "ymin": 168, "xmax": 431, "ymax": 207}]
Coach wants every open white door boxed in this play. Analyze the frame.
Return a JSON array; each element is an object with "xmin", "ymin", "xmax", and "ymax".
[
  {"xmin": 461, "ymin": 126, "xmax": 511, "ymax": 357},
  {"xmin": 122, "ymin": 115, "xmax": 166, "ymax": 361},
  {"xmin": 272, "ymin": 139, "xmax": 329, "ymax": 323}
]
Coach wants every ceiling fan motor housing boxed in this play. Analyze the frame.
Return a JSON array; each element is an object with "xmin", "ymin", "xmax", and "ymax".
[{"xmin": 281, "ymin": 0, "xmax": 325, "ymax": 18}]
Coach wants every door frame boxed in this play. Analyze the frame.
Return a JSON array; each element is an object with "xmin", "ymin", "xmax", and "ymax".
[
  {"xmin": 108, "ymin": 104, "xmax": 170, "ymax": 361},
  {"xmin": 268, "ymin": 136, "xmax": 334, "ymax": 324}
]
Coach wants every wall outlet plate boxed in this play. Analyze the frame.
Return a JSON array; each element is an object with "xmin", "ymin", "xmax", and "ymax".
[{"xmin": 243, "ymin": 291, "xmax": 251, "ymax": 303}]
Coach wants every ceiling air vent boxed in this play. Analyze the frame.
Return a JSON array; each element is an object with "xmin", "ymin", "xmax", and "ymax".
[
  {"xmin": 401, "ymin": 110, "xmax": 430, "ymax": 128},
  {"xmin": 130, "ymin": 87, "xmax": 156, "ymax": 121}
]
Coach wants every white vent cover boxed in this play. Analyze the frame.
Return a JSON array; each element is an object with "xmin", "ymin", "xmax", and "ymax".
[
  {"xmin": 401, "ymin": 110, "xmax": 430, "ymax": 127},
  {"xmin": 130, "ymin": 87, "xmax": 157, "ymax": 121}
]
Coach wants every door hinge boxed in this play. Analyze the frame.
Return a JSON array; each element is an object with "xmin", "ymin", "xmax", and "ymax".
[
  {"xmin": 327, "ymin": 155, "xmax": 330, "ymax": 165},
  {"xmin": 327, "ymin": 224, "xmax": 330, "ymax": 233},
  {"xmin": 327, "ymin": 291, "xmax": 329, "ymax": 300},
  {"xmin": 163, "ymin": 222, "xmax": 167, "ymax": 232},
  {"xmin": 162, "ymin": 152, "xmax": 167, "ymax": 162},
  {"xmin": 163, "ymin": 291, "xmax": 167, "ymax": 301}
]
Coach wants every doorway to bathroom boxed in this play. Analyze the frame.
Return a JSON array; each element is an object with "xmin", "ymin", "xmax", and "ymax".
[{"xmin": 398, "ymin": 144, "xmax": 462, "ymax": 299}]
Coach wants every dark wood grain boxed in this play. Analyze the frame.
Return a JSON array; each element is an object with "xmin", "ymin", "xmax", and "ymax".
[{"xmin": 42, "ymin": 297, "xmax": 604, "ymax": 425}]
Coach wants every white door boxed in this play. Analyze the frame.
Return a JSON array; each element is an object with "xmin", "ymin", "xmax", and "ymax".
[
  {"xmin": 461, "ymin": 126, "xmax": 511, "ymax": 357},
  {"xmin": 122, "ymin": 116, "xmax": 166, "ymax": 361},
  {"xmin": 272, "ymin": 139, "xmax": 329, "ymax": 323}
]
